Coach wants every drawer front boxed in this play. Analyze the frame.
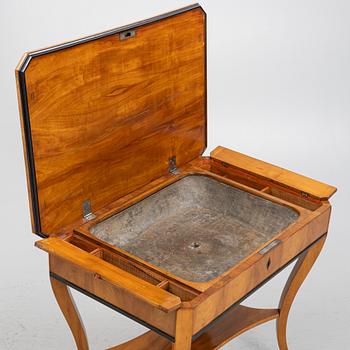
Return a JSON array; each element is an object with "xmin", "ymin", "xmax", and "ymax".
[{"xmin": 49, "ymin": 255, "xmax": 177, "ymax": 337}]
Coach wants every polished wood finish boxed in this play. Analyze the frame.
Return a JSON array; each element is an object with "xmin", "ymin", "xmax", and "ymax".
[
  {"xmin": 191, "ymin": 305, "xmax": 278, "ymax": 350},
  {"xmin": 106, "ymin": 305, "xmax": 279, "ymax": 350},
  {"xmin": 17, "ymin": 7, "xmax": 206, "ymax": 235},
  {"xmin": 39, "ymin": 238, "xmax": 181, "ymax": 312},
  {"xmin": 73, "ymin": 156, "xmax": 325, "ymax": 293},
  {"xmin": 37, "ymin": 156, "xmax": 333, "ymax": 348},
  {"xmin": 50, "ymin": 243, "xmax": 325, "ymax": 350},
  {"xmin": 102, "ymin": 236, "xmax": 326, "ymax": 350},
  {"xmin": 50, "ymin": 277, "xmax": 89, "ymax": 350},
  {"xmin": 107, "ymin": 331, "xmax": 169, "ymax": 350},
  {"xmin": 190, "ymin": 205, "xmax": 330, "ymax": 334},
  {"xmin": 16, "ymin": 4, "xmax": 336, "ymax": 350},
  {"xmin": 211, "ymin": 146, "xmax": 336, "ymax": 200},
  {"xmin": 172, "ymin": 308, "xmax": 193, "ymax": 350},
  {"xmin": 277, "ymin": 235, "xmax": 327, "ymax": 350},
  {"xmin": 207, "ymin": 158, "xmax": 322, "ymax": 211},
  {"xmin": 49, "ymin": 255, "xmax": 177, "ymax": 336}
]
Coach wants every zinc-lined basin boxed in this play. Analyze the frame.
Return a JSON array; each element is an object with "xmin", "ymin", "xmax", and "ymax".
[{"xmin": 90, "ymin": 176, "xmax": 299, "ymax": 282}]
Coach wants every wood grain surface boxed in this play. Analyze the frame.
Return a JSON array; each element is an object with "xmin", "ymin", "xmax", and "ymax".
[
  {"xmin": 50, "ymin": 277, "xmax": 89, "ymax": 350},
  {"xmin": 277, "ymin": 235, "xmax": 327, "ymax": 350},
  {"xmin": 211, "ymin": 146, "xmax": 336, "ymax": 200},
  {"xmin": 39, "ymin": 238, "xmax": 181, "ymax": 313},
  {"xmin": 18, "ymin": 7, "xmax": 206, "ymax": 235},
  {"xmin": 106, "ymin": 305, "xmax": 279, "ymax": 350},
  {"xmin": 16, "ymin": 4, "xmax": 336, "ymax": 350}
]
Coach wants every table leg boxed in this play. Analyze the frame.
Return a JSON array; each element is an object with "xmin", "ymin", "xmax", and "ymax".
[
  {"xmin": 172, "ymin": 308, "xmax": 193, "ymax": 350},
  {"xmin": 276, "ymin": 235, "xmax": 327, "ymax": 350},
  {"xmin": 50, "ymin": 276, "xmax": 89, "ymax": 350}
]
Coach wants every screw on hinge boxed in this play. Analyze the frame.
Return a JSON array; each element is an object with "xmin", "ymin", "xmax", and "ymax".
[{"xmin": 301, "ymin": 192, "xmax": 309, "ymax": 198}]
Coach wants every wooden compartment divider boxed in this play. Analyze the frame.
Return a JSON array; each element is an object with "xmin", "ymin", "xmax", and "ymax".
[
  {"xmin": 208, "ymin": 159, "xmax": 322, "ymax": 211},
  {"xmin": 71, "ymin": 235, "xmax": 201, "ymax": 302}
]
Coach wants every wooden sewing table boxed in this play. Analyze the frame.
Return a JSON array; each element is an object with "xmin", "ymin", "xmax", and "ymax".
[{"xmin": 16, "ymin": 4, "xmax": 336, "ymax": 349}]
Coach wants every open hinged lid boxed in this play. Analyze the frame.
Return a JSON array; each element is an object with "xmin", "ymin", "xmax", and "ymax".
[{"xmin": 16, "ymin": 4, "xmax": 206, "ymax": 237}]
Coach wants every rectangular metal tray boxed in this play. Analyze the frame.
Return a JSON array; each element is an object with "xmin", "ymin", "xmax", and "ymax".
[{"xmin": 90, "ymin": 175, "xmax": 299, "ymax": 282}]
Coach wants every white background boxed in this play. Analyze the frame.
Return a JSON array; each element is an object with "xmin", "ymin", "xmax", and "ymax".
[{"xmin": 1, "ymin": 1, "xmax": 349, "ymax": 349}]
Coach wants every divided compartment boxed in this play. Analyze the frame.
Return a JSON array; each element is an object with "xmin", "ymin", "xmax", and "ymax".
[
  {"xmin": 65, "ymin": 234, "xmax": 200, "ymax": 301},
  {"xmin": 156, "ymin": 280, "xmax": 199, "ymax": 302},
  {"xmin": 89, "ymin": 246, "xmax": 199, "ymax": 302},
  {"xmin": 260, "ymin": 186, "xmax": 321, "ymax": 210},
  {"xmin": 210, "ymin": 160, "xmax": 321, "ymax": 211},
  {"xmin": 90, "ymin": 247, "xmax": 163, "ymax": 285},
  {"xmin": 66, "ymin": 235, "xmax": 97, "ymax": 253}
]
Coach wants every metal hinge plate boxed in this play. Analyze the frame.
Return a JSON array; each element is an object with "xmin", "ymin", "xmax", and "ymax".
[
  {"xmin": 169, "ymin": 156, "xmax": 179, "ymax": 175},
  {"xmin": 83, "ymin": 200, "xmax": 96, "ymax": 221}
]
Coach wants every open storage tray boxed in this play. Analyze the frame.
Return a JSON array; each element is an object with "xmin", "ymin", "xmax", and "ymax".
[
  {"xmin": 35, "ymin": 149, "xmax": 335, "ymax": 341},
  {"xmin": 89, "ymin": 175, "xmax": 299, "ymax": 282}
]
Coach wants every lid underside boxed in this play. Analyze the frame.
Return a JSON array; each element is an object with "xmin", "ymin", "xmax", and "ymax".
[{"xmin": 17, "ymin": 4, "xmax": 207, "ymax": 236}]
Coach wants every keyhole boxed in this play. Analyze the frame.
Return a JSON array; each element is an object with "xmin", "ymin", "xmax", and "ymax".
[
  {"xmin": 267, "ymin": 257, "xmax": 271, "ymax": 270},
  {"xmin": 120, "ymin": 30, "xmax": 136, "ymax": 41}
]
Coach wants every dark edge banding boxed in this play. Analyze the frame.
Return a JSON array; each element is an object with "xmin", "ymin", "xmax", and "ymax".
[
  {"xmin": 49, "ymin": 271, "xmax": 175, "ymax": 343},
  {"xmin": 18, "ymin": 3, "xmax": 201, "ymax": 72},
  {"xmin": 18, "ymin": 64, "xmax": 43, "ymax": 236},
  {"xmin": 16, "ymin": 3, "xmax": 203, "ymax": 237},
  {"xmin": 202, "ymin": 6, "xmax": 208, "ymax": 155}
]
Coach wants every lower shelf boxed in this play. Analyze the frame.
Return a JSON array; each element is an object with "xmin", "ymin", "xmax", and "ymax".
[{"xmin": 107, "ymin": 305, "xmax": 279, "ymax": 350}]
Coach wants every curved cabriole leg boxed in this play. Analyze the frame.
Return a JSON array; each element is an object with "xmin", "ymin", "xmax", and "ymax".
[
  {"xmin": 277, "ymin": 235, "xmax": 327, "ymax": 350},
  {"xmin": 50, "ymin": 276, "xmax": 89, "ymax": 350}
]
